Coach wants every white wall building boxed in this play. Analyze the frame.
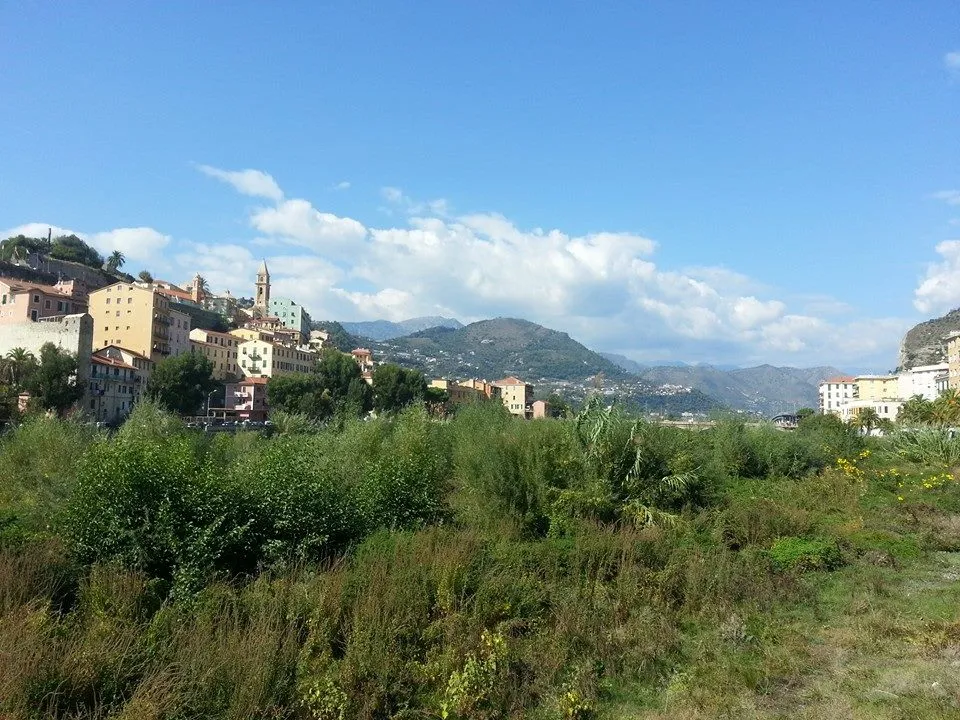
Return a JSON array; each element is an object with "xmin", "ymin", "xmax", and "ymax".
[
  {"xmin": 897, "ymin": 363, "xmax": 948, "ymax": 402},
  {"xmin": 818, "ymin": 376, "xmax": 855, "ymax": 415},
  {"xmin": 838, "ymin": 399, "xmax": 904, "ymax": 425}
]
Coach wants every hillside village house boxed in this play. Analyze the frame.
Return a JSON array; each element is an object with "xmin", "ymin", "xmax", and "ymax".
[
  {"xmin": 219, "ymin": 376, "xmax": 269, "ymax": 422},
  {"xmin": 269, "ymin": 297, "xmax": 312, "ymax": 342},
  {"xmin": 429, "ymin": 379, "xmax": 486, "ymax": 405},
  {"xmin": 189, "ymin": 328, "xmax": 240, "ymax": 380},
  {"xmin": 457, "ymin": 378, "xmax": 503, "ymax": 400},
  {"xmin": 237, "ymin": 338, "xmax": 317, "ymax": 379},
  {"xmin": 0, "ymin": 278, "xmax": 88, "ymax": 323},
  {"xmin": 88, "ymin": 282, "xmax": 192, "ymax": 363},
  {"xmin": 88, "ymin": 353, "xmax": 142, "ymax": 422},
  {"xmin": 494, "ymin": 376, "xmax": 535, "ymax": 419}
]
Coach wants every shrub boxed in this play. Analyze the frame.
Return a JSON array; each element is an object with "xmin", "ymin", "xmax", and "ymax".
[{"xmin": 767, "ymin": 536, "xmax": 844, "ymax": 572}]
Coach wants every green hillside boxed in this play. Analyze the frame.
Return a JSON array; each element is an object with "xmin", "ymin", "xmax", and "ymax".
[{"xmin": 373, "ymin": 317, "xmax": 628, "ymax": 381}]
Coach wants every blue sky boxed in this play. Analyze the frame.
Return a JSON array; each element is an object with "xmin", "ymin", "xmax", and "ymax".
[{"xmin": 2, "ymin": 2, "xmax": 959, "ymax": 370}]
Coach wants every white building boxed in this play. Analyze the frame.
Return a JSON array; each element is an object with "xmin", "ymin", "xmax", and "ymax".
[
  {"xmin": 897, "ymin": 363, "xmax": 948, "ymax": 402},
  {"xmin": 818, "ymin": 376, "xmax": 855, "ymax": 415},
  {"xmin": 838, "ymin": 399, "xmax": 904, "ymax": 425}
]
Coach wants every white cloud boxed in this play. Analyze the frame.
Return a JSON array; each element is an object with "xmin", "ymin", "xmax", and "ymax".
[
  {"xmin": 90, "ymin": 227, "xmax": 171, "ymax": 263},
  {"xmin": 251, "ymin": 199, "xmax": 367, "ymax": 252},
  {"xmin": 3, "ymin": 222, "xmax": 170, "ymax": 265},
  {"xmin": 914, "ymin": 239, "xmax": 960, "ymax": 314},
  {"xmin": 934, "ymin": 190, "xmax": 960, "ymax": 206},
  {"xmin": 2, "ymin": 222, "xmax": 81, "ymax": 240},
  {"xmin": 334, "ymin": 181, "xmax": 351, "ymax": 191},
  {"xmin": 11, "ymin": 168, "xmax": 911, "ymax": 369},
  {"xmin": 946, "ymin": 51, "xmax": 960, "ymax": 73},
  {"xmin": 198, "ymin": 164, "xmax": 284, "ymax": 202}
]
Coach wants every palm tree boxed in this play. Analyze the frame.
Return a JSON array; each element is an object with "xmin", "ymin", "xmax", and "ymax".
[
  {"xmin": 857, "ymin": 407, "xmax": 881, "ymax": 435},
  {"xmin": 138, "ymin": 270, "xmax": 154, "ymax": 284},
  {"xmin": 196, "ymin": 275, "xmax": 210, "ymax": 296},
  {"xmin": 106, "ymin": 250, "xmax": 126, "ymax": 273},
  {"xmin": 932, "ymin": 389, "xmax": 960, "ymax": 426},
  {"xmin": 5, "ymin": 348, "xmax": 37, "ymax": 388},
  {"xmin": 898, "ymin": 394, "xmax": 935, "ymax": 425}
]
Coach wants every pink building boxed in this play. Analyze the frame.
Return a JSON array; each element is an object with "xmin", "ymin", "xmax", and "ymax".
[
  {"xmin": 0, "ymin": 278, "xmax": 88, "ymax": 324},
  {"xmin": 221, "ymin": 376, "xmax": 270, "ymax": 422}
]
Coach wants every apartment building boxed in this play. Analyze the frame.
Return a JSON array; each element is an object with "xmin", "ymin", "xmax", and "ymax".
[
  {"xmin": 429, "ymin": 379, "xmax": 486, "ymax": 404},
  {"xmin": 853, "ymin": 375, "xmax": 899, "ymax": 402},
  {"xmin": 88, "ymin": 282, "xmax": 192, "ymax": 363},
  {"xmin": 237, "ymin": 338, "xmax": 317, "ymax": 378},
  {"xmin": 268, "ymin": 297, "xmax": 312, "ymax": 342},
  {"xmin": 818, "ymin": 376, "xmax": 855, "ymax": 415},
  {"xmin": 351, "ymin": 348, "xmax": 374, "ymax": 372},
  {"xmin": 458, "ymin": 378, "xmax": 503, "ymax": 400},
  {"xmin": 189, "ymin": 328, "xmax": 240, "ymax": 380},
  {"xmin": 493, "ymin": 376, "xmax": 534, "ymax": 418},
  {"xmin": 898, "ymin": 363, "xmax": 948, "ymax": 401},
  {"xmin": 221, "ymin": 376, "xmax": 269, "ymax": 422},
  {"xmin": 0, "ymin": 277, "xmax": 87, "ymax": 324},
  {"xmin": 838, "ymin": 399, "xmax": 904, "ymax": 425},
  {"xmin": 88, "ymin": 351, "xmax": 143, "ymax": 423}
]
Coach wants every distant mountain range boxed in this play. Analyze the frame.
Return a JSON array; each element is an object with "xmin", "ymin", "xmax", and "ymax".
[
  {"xmin": 627, "ymin": 363, "xmax": 843, "ymax": 416},
  {"xmin": 321, "ymin": 315, "xmax": 836, "ymax": 415},
  {"xmin": 340, "ymin": 316, "xmax": 463, "ymax": 341}
]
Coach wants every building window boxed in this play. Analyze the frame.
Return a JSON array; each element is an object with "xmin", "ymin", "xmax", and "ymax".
[
  {"xmin": 33, "ymin": 294, "xmax": 39, "ymax": 303},
  {"xmin": 106, "ymin": 298, "xmax": 111, "ymax": 304}
]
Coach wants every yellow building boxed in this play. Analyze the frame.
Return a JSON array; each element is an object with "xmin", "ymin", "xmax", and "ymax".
[
  {"xmin": 854, "ymin": 375, "xmax": 899, "ymax": 402},
  {"xmin": 493, "ymin": 376, "xmax": 534, "ymax": 418},
  {"xmin": 429, "ymin": 379, "xmax": 486, "ymax": 404},
  {"xmin": 946, "ymin": 333, "xmax": 960, "ymax": 391},
  {"xmin": 237, "ymin": 339, "xmax": 318, "ymax": 378},
  {"xmin": 89, "ymin": 282, "xmax": 192, "ymax": 363},
  {"xmin": 87, "ymin": 345, "xmax": 151, "ymax": 423},
  {"xmin": 190, "ymin": 328, "xmax": 240, "ymax": 380},
  {"xmin": 230, "ymin": 327, "xmax": 272, "ymax": 343}
]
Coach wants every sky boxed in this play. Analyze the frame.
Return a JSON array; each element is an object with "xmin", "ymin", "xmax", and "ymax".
[{"xmin": 2, "ymin": 2, "xmax": 959, "ymax": 371}]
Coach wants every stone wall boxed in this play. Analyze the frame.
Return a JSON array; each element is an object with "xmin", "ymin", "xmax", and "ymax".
[{"xmin": 0, "ymin": 314, "xmax": 94, "ymax": 385}]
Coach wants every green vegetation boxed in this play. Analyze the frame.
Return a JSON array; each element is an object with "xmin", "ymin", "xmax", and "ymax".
[
  {"xmin": 268, "ymin": 348, "xmax": 374, "ymax": 422},
  {"xmin": 145, "ymin": 352, "xmax": 219, "ymax": 416},
  {"xmin": 2, "ymin": 401, "xmax": 960, "ymax": 718}
]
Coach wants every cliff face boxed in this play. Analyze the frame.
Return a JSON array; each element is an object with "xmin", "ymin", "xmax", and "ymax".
[{"xmin": 898, "ymin": 308, "xmax": 960, "ymax": 370}]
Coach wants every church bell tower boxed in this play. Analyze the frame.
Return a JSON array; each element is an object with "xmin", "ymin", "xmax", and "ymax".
[{"xmin": 254, "ymin": 259, "xmax": 270, "ymax": 317}]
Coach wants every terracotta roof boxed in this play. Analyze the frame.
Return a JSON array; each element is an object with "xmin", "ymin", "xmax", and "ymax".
[
  {"xmin": 351, "ymin": 348, "xmax": 372, "ymax": 355},
  {"xmin": 92, "ymin": 356, "xmax": 137, "ymax": 370},
  {"xmin": 493, "ymin": 376, "xmax": 529, "ymax": 386},
  {"xmin": 822, "ymin": 376, "xmax": 855, "ymax": 384},
  {"xmin": 0, "ymin": 277, "xmax": 69, "ymax": 296},
  {"xmin": 156, "ymin": 287, "xmax": 195, "ymax": 302},
  {"xmin": 99, "ymin": 344, "xmax": 151, "ymax": 361}
]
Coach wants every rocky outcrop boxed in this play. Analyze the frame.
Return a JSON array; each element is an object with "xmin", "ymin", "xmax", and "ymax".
[{"xmin": 898, "ymin": 308, "xmax": 960, "ymax": 370}]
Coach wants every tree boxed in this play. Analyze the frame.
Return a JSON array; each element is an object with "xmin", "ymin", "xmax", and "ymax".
[
  {"xmin": 106, "ymin": 251, "xmax": 126, "ymax": 273},
  {"xmin": 266, "ymin": 373, "xmax": 334, "ymax": 420},
  {"xmin": 546, "ymin": 392, "xmax": 573, "ymax": 419},
  {"xmin": 856, "ymin": 407, "xmax": 881, "ymax": 435},
  {"xmin": 24, "ymin": 343, "xmax": 84, "ymax": 415},
  {"xmin": 898, "ymin": 395, "xmax": 935, "ymax": 425},
  {"xmin": 266, "ymin": 350, "xmax": 373, "ymax": 422},
  {"xmin": 932, "ymin": 389, "xmax": 960, "ymax": 425},
  {"xmin": 0, "ymin": 234, "xmax": 52, "ymax": 261},
  {"xmin": 315, "ymin": 348, "xmax": 372, "ymax": 416},
  {"xmin": 195, "ymin": 275, "xmax": 210, "ymax": 296},
  {"xmin": 138, "ymin": 270, "xmax": 154, "ymax": 284},
  {"xmin": 795, "ymin": 407, "xmax": 816, "ymax": 421},
  {"xmin": 3, "ymin": 347, "xmax": 38, "ymax": 388},
  {"xmin": 145, "ymin": 352, "xmax": 218, "ymax": 415},
  {"xmin": 48, "ymin": 234, "xmax": 104, "ymax": 269},
  {"xmin": 372, "ymin": 363, "xmax": 427, "ymax": 413}
]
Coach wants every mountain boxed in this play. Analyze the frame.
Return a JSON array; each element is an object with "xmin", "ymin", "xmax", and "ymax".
[
  {"xmin": 310, "ymin": 320, "xmax": 366, "ymax": 352},
  {"xmin": 898, "ymin": 308, "xmax": 960, "ymax": 370},
  {"xmin": 635, "ymin": 364, "xmax": 844, "ymax": 416},
  {"xmin": 340, "ymin": 316, "xmax": 463, "ymax": 341},
  {"xmin": 372, "ymin": 317, "xmax": 627, "ymax": 381}
]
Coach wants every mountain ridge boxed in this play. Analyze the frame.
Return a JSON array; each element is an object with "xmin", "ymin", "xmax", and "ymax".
[{"xmin": 340, "ymin": 316, "xmax": 463, "ymax": 341}]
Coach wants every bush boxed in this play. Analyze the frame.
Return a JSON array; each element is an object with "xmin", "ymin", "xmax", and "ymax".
[{"xmin": 767, "ymin": 536, "xmax": 844, "ymax": 572}]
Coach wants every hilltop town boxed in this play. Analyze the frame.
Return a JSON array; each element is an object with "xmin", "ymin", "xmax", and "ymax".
[{"xmin": 0, "ymin": 233, "xmax": 570, "ymax": 422}]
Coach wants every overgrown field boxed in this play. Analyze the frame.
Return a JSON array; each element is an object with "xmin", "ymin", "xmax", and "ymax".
[{"xmin": 1, "ymin": 403, "xmax": 959, "ymax": 718}]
